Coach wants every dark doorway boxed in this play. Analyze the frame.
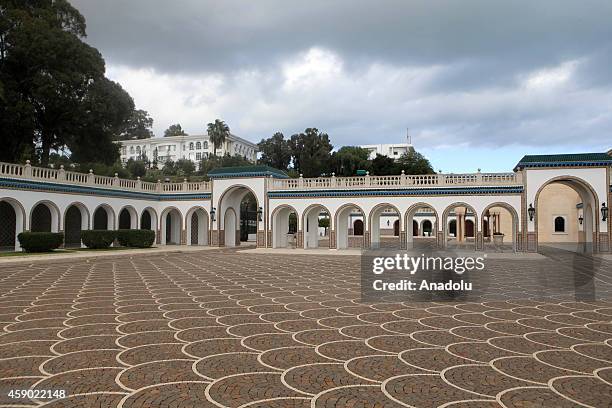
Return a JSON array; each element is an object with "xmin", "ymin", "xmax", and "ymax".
[
  {"xmin": 0, "ymin": 201, "xmax": 16, "ymax": 251},
  {"xmin": 119, "ymin": 209, "xmax": 132, "ymax": 229},
  {"xmin": 93, "ymin": 207, "xmax": 108, "ymax": 230},
  {"xmin": 64, "ymin": 206, "xmax": 82, "ymax": 247},
  {"xmin": 465, "ymin": 220, "xmax": 474, "ymax": 237},
  {"xmin": 422, "ymin": 220, "xmax": 433, "ymax": 236},
  {"xmin": 239, "ymin": 194, "xmax": 257, "ymax": 242},
  {"xmin": 449, "ymin": 220, "xmax": 457, "ymax": 237},
  {"xmin": 31, "ymin": 203, "xmax": 52, "ymax": 232},
  {"xmin": 141, "ymin": 211, "xmax": 152, "ymax": 230},
  {"xmin": 190, "ymin": 212, "xmax": 199, "ymax": 245},
  {"xmin": 411, "ymin": 220, "xmax": 417, "ymax": 236},
  {"xmin": 353, "ymin": 219, "xmax": 364, "ymax": 236}
]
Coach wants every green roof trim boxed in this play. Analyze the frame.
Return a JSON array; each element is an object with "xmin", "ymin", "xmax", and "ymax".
[
  {"xmin": 208, "ymin": 165, "xmax": 289, "ymax": 179},
  {"xmin": 514, "ymin": 153, "xmax": 612, "ymax": 171}
]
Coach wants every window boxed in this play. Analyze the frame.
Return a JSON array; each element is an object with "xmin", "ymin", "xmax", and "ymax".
[
  {"xmin": 189, "ymin": 142, "xmax": 194, "ymax": 150},
  {"xmin": 130, "ymin": 146, "xmax": 134, "ymax": 154},
  {"xmin": 554, "ymin": 216, "xmax": 566, "ymax": 233},
  {"xmin": 196, "ymin": 153, "xmax": 202, "ymax": 160},
  {"xmin": 203, "ymin": 141, "xmax": 208, "ymax": 149},
  {"xmin": 196, "ymin": 142, "xmax": 201, "ymax": 150}
]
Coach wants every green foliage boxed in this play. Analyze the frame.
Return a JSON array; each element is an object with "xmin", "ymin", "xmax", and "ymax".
[
  {"xmin": 396, "ymin": 148, "xmax": 435, "ymax": 174},
  {"xmin": 162, "ymin": 159, "xmax": 195, "ymax": 177},
  {"xmin": 0, "ymin": 1, "xmax": 136, "ymax": 165},
  {"xmin": 207, "ymin": 119, "xmax": 230, "ymax": 155},
  {"xmin": 17, "ymin": 232, "xmax": 64, "ymax": 253},
  {"xmin": 81, "ymin": 230, "xmax": 116, "ymax": 249},
  {"xmin": 196, "ymin": 154, "xmax": 254, "ymax": 178},
  {"xmin": 318, "ymin": 217, "xmax": 330, "ymax": 228},
  {"xmin": 258, "ymin": 132, "xmax": 291, "ymax": 170},
  {"xmin": 331, "ymin": 146, "xmax": 371, "ymax": 176},
  {"xmin": 121, "ymin": 109, "xmax": 154, "ymax": 140},
  {"xmin": 289, "ymin": 128, "xmax": 333, "ymax": 177},
  {"xmin": 164, "ymin": 124, "xmax": 187, "ymax": 137},
  {"xmin": 116, "ymin": 230, "xmax": 155, "ymax": 248},
  {"xmin": 370, "ymin": 154, "xmax": 397, "ymax": 175},
  {"xmin": 125, "ymin": 159, "xmax": 147, "ymax": 178}
]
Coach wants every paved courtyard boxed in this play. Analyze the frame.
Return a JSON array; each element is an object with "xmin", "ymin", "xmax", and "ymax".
[{"xmin": 1, "ymin": 249, "xmax": 611, "ymax": 407}]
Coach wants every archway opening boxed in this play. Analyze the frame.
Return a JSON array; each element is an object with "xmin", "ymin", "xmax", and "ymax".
[
  {"xmin": 303, "ymin": 205, "xmax": 331, "ymax": 249},
  {"xmin": 0, "ymin": 201, "xmax": 17, "ymax": 251},
  {"xmin": 421, "ymin": 220, "xmax": 433, "ymax": 237},
  {"xmin": 93, "ymin": 206, "xmax": 113, "ymax": 230},
  {"xmin": 188, "ymin": 208, "xmax": 209, "ymax": 246},
  {"xmin": 371, "ymin": 205, "xmax": 401, "ymax": 249},
  {"xmin": 336, "ymin": 205, "xmax": 365, "ymax": 249},
  {"xmin": 141, "ymin": 210, "xmax": 152, "ymax": 230},
  {"xmin": 64, "ymin": 205, "xmax": 86, "ymax": 248},
  {"xmin": 536, "ymin": 179, "xmax": 597, "ymax": 253},
  {"xmin": 272, "ymin": 206, "xmax": 298, "ymax": 248},
  {"xmin": 218, "ymin": 186, "xmax": 260, "ymax": 248},
  {"xmin": 483, "ymin": 205, "xmax": 518, "ymax": 252},
  {"xmin": 406, "ymin": 205, "xmax": 437, "ymax": 250},
  {"xmin": 354, "ymin": 219, "xmax": 364, "ymax": 236},
  {"xmin": 31, "ymin": 202, "xmax": 56, "ymax": 232},
  {"xmin": 119, "ymin": 207, "xmax": 137, "ymax": 230},
  {"xmin": 162, "ymin": 208, "xmax": 182, "ymax": 245},
  {"xmin": 444, "ymin": 204, "xmax": 477, "ymax": 249}
]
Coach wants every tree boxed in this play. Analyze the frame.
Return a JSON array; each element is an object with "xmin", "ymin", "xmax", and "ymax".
[
  {"xmin": 0, "ymin": 0, "xmax": 136, "ymax": 165},
  {"xmin": 68, "ymin": 78, "xmax": 134, "ymax": 165},
  {"xmin": 289, "ymin": 128, "xmax": 333, "ymax": 177},
  {"xmin": 258, "ymin": 132, "xmax": 291, "ymax": 170},
  {"xmin": 396, "ymin": 148, "xmax": 435, "ymax": 174},
  {"xmin": 121, "ymin": 109, "xmax": 154, "ymax": 140},
  {"xmin": 331, "ymin": 146, "xmax": 370, "ymax": 176},
  {"xmin": 370, "ymin": 154, "xmax": 397, "ymax": 176},
  {"xmin": 164, "ymin": 124, "xmax": 187, "ymax": 137},
  {"xmin": 318, "ymin": 217, "xmax": 330, "ymax": 235},
  {"xmin": 174, "ymin": 158, "xmax": 195, "ymax": 177},
  {"xmin": 207, "ymin": 119, "xmax": 230, "ymax": 156},
  {"xmin": 125, "ymin": 158, "xmax": 147, "ymax": 178}
]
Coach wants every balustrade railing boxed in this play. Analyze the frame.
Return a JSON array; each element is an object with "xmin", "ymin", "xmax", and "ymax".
[
  {"xmin": 0, "ymin": 160, "xmax": 523, "ymax": 194},
  {"xmin": 0, "ymin": 161, "xmax": 211, "ymax": 194},
  {"xmin": 268, "ymin": 171, "xmax": 522, "ymax": 190}
]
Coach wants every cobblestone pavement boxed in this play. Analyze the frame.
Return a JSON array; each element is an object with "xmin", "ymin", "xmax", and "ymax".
[{"xmin": 1, "ymin": 249, "xmax": 611, "ymax": 407}]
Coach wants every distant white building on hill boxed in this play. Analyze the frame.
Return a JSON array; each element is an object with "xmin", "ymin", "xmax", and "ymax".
[
  {"xmin": 360, "ymin": 133, "xmax": 413, "ymax": 160},
  {"xmin": 116, "ymin": 134, "xmax": 258, "ymax": 166}
]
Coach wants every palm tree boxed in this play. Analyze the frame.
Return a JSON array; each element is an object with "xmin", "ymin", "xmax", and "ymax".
[{"xmin": 207, "ymin": 119, "xmax": 230, "ymax": 157}]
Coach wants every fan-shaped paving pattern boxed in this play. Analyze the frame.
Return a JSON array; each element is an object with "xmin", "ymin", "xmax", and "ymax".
[{"xmin": 0, "ymin": 248, "xmax": 610, "ymax": 407}]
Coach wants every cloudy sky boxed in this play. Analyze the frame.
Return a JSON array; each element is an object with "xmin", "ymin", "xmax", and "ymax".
[{"xmin": 72, "ymin": 0, "xmax": 612, "ymax": 172}]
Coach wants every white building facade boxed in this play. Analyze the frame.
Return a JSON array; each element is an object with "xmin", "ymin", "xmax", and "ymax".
[{"xmin": 117, "ymin": 134, "xmax": 258, "ymax": 166}]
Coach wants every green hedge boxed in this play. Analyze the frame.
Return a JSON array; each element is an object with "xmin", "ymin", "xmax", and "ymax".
[
  {"xmin": 18, "ymin": 232, "xmax": 64, "ymax": 252},
  {"xmin": 116, "ymin": 229, "xmax": 155, "ymax": 248},
  {"xmin": 81, "ymin": 230, "xmax": 117, "ymax": 249}
]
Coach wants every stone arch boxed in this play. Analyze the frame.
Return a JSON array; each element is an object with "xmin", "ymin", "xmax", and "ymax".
[
  {"xmin": 64, "ymin": 202, "xmax": 89, "ymax": 248},
  {"xmin": 0, "ymin": 197, "xmax": 25, "ymax": 251},
  {"xmin": 160, "ymin": 206, "xmax": 183, "ymax": 245},
  {"xmin": 335, "ymin": 203, "xmax": 366, "ymax": 249},
  {"xmin": 481, "ymin": 202, "xmax": 520, "ymax": 252},
  {"xmin": 405, "ymin": 202, "xmax": 439, "ymax": 248},
  {"xmin": 217, "ymin": 184, "xmax": 260, "ymax": 247},
  {"xmin": 369, "ymin": 203, "xmax": 402, "ymax": 249},
  {"xmin": 118, "ymin": 205, "xmax": 138, "ymax": 230},
  {"xmin": 30, "ymin": 200, "xmax": 61, "ymax": 232},
  {"xmin": 186, "ymin": 206, "xmax": 209, "ymax": 246},
  {"xmin": 442, "ymin": 202, "xmax": 478, "ymax": 249},
  {"xmin": 302, "ymin": 203, "xmax": 332, "ymax": 249},
  {"xmin": 533, "ymin": 175, "xmax": 599, "ymax": 253},
  {"xmin": 270, "ymin": 204, "xmax": 298, "ymax": 248},
  {"xmin": 93, "ymin": 204, "xmax": 115, "ymax": 230}
]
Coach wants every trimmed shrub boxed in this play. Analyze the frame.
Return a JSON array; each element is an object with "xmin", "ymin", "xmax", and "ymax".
[
  {"xmin": 116, "ymin": 229, "xmax": 155, "ymax": 248},
  {"xmin": 81, "ymin": 230, "xmax": 117, "ymax": 249},
  {"xmin": 18, "ymin": 232, "xmax": 64, "ymax": 252}
]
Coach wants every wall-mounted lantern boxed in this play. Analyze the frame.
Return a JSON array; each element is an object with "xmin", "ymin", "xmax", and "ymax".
[
  {"xmin": 578, "ymin": 215, "xmax": 584, "ymax": 225},
  {"xmin": 257, "ymin": 207, "xmax": 263, "ymax": 222},
  {"xmin": 528, "ymin": 204, "xmax": 535, "ymax": 221},
  {"xmin": 210, "ymin": 207, "xmax": 216, "ymax": 222},
  {"xmin": 602, "ymin": 202, "xmax": 608, "ymax": 222}
]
